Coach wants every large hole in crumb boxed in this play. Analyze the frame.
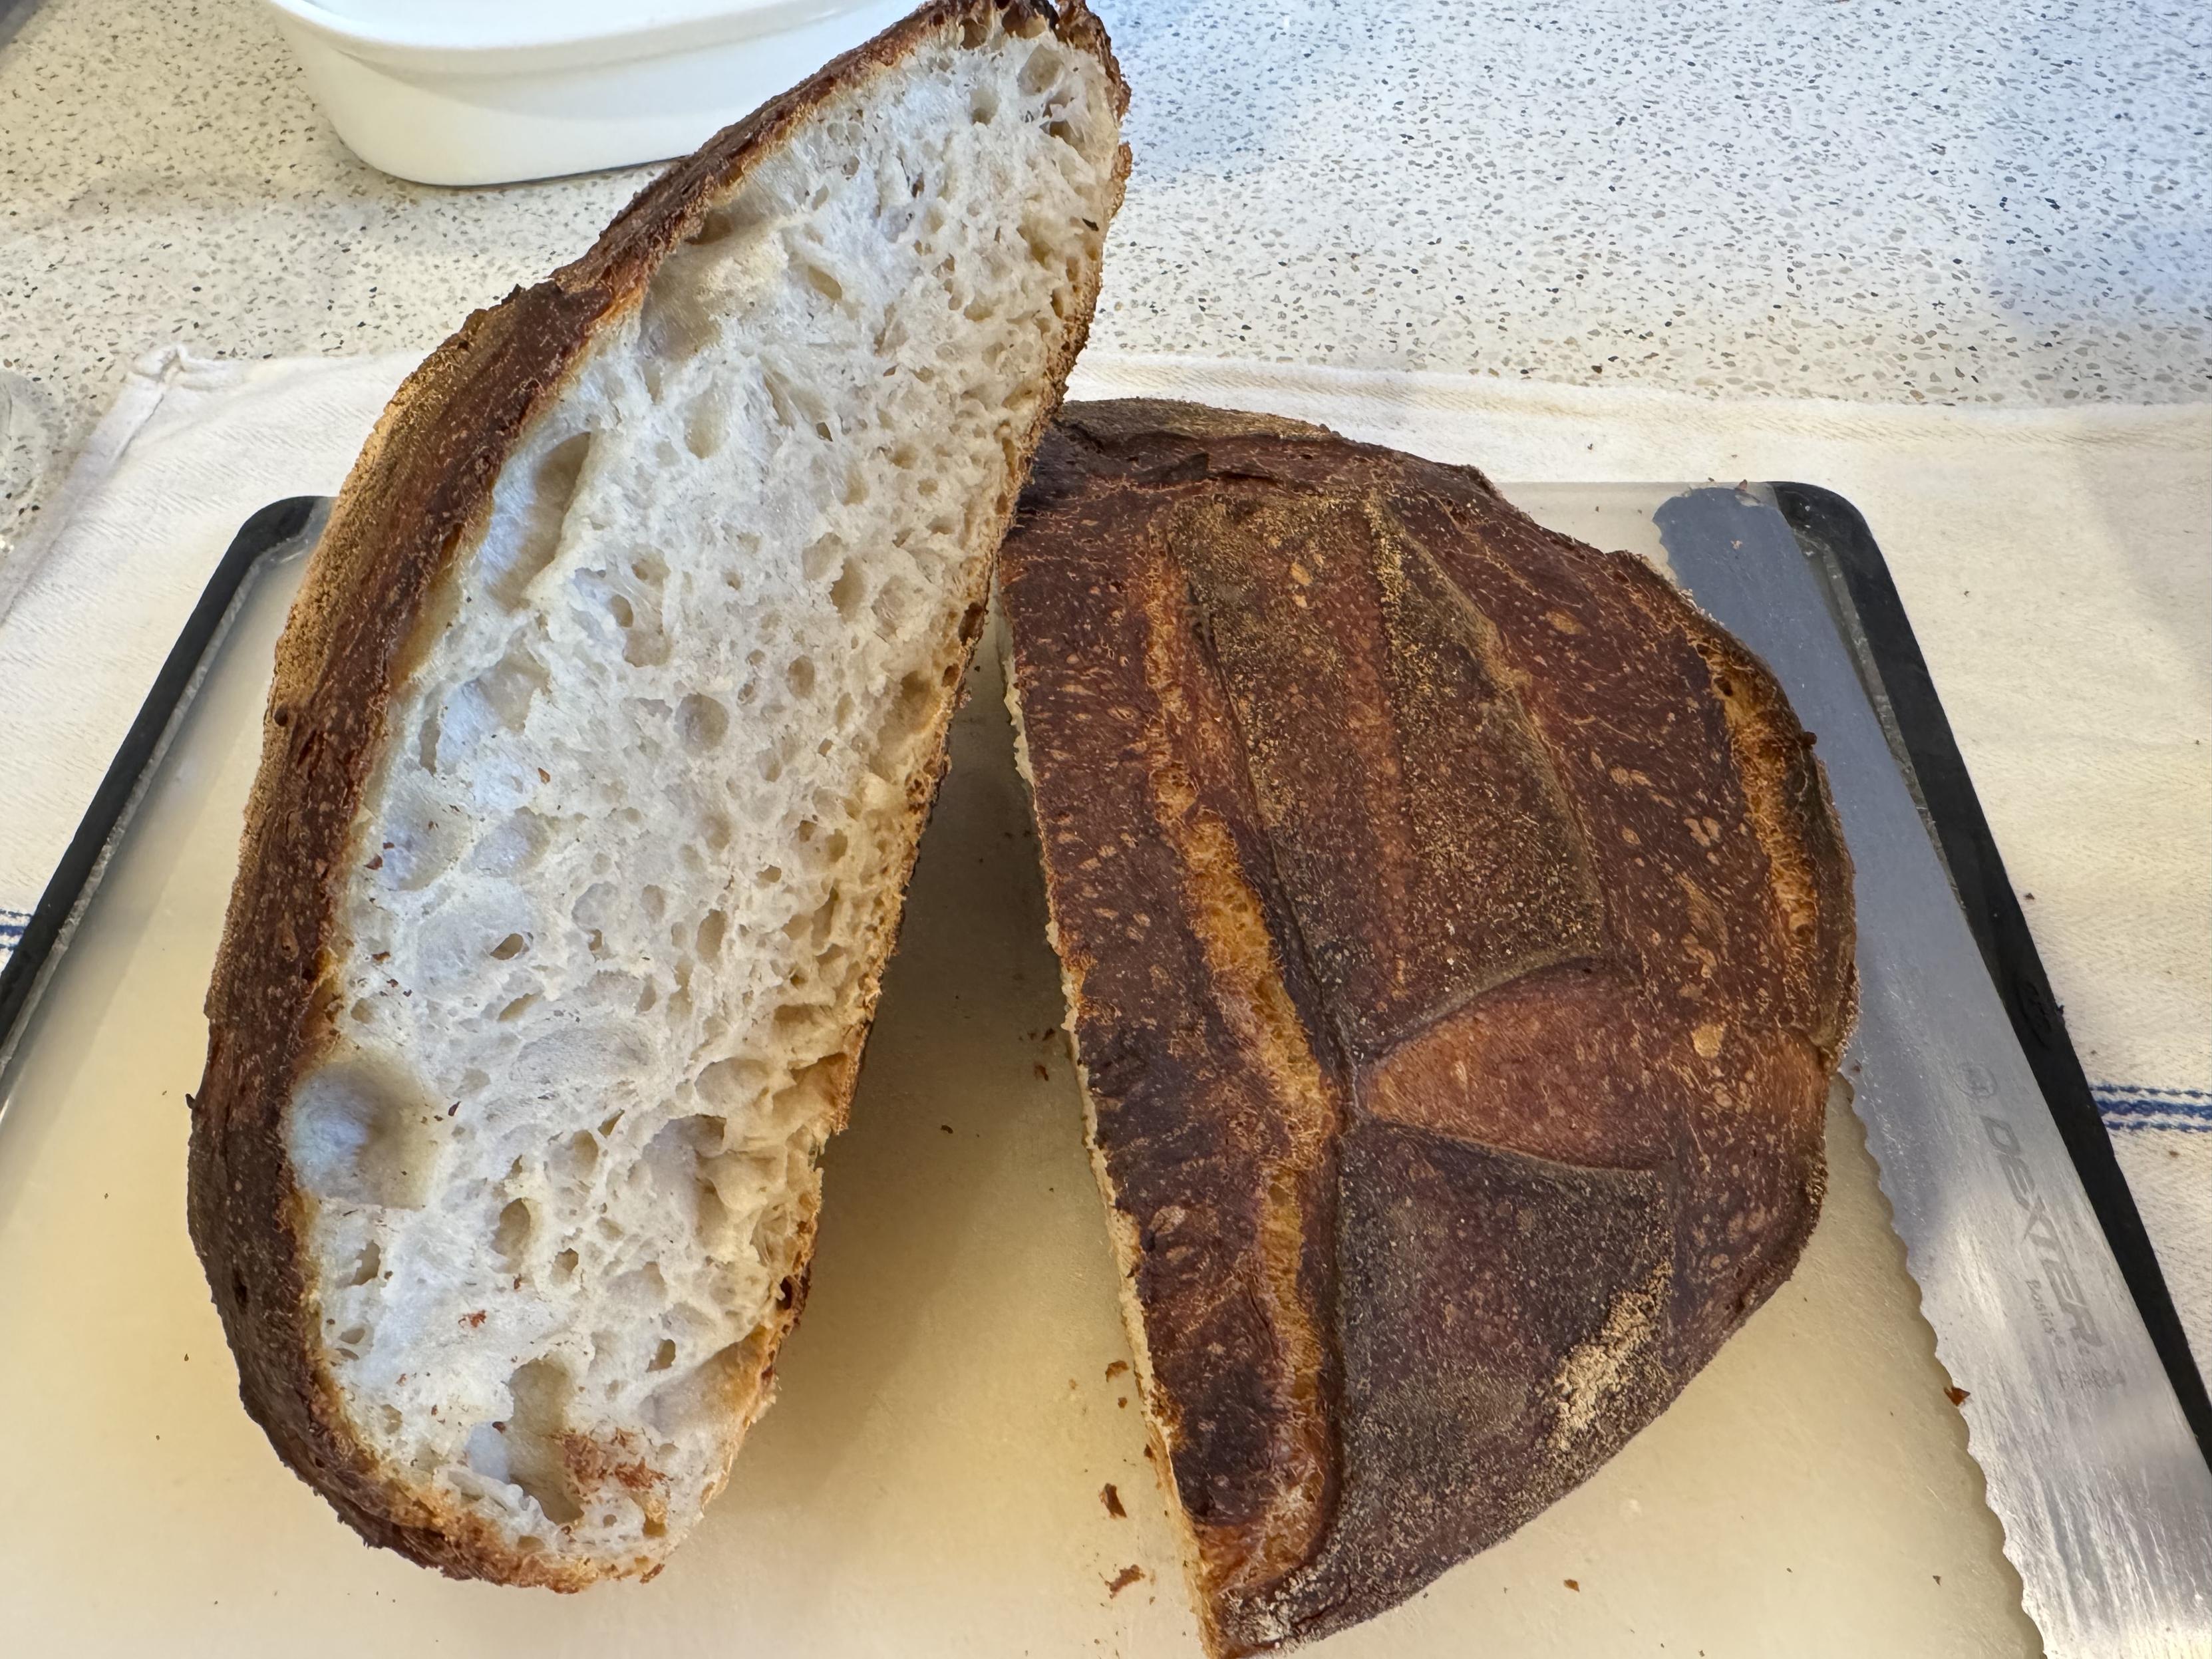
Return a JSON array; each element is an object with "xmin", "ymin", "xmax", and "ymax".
[
  {"xmin": 640, "ymin": 254, "xmax": 724, "ymax": 367},
  {"xmin": 379, "ymin": 782, "xmax": 466, "ymax": 893},
  {"xmin": 288, "ymin": 1060, "xmax": 437, "ymax": 1209},
  {"xmin": 697, "ymin": 1054, "xmax": 771, "ymax": 1111},
  {"xmin": 686, "ymin": 187, "xmax": 776, "ymax": 249},
  {"xmin": 553, "ymin": 1130, "xmax": 601, "ymax": 1181},
  {"xmin": 497, "ymin": 1360, "xmax": 585, "ymax": 1525},
  {"xmin": 646, "ymin": 1332, "xmax": 769, "ymax": 1440},
  {"xmin": 470, "ymin": 809, "xmax": 551, "ymax": 878},
  {"xmin": 676, "ymin": 692, "xmax": 729, "ymax": 751},
  {"xmin": 472, "ymin": 645, "xmax": 549, "ymax": 732},
  {"xmin": 347, "ymin": 1241, "xmax": 383, "ymax": 1286},
  {"xmin": 802, "ymin": 533, "xmax": 842, "ymax": 583},
  {"xmin": 494, "ymin": 1197, "xmax": 534, "ymax": 1271},
  {"xmin": 687, "ymin": 398, "xmax": 728, "ymax": 460},
  {"xmin": 640, "ymin": 1115, "xmax": 726, "ymax": 1210},
  {"xmin": 484, "ymin": 432, "xmax": 593, "ymax": 610}
]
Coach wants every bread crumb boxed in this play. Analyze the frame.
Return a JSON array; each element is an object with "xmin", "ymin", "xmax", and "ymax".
[
  {"xmin": 1945, "ymin": 1386, "xmax": 1970, "ymax": 1406},
  {"xmin": 1564, "ymin": 1579, "xmax": 1580, "ymax": 1592},
  {"xmin": 1106, "ymin": 1565, "xmax": 1144, "ymax": 1596},
  {"xmin": 1102, "ymin": 1483, "xmax": 1126, "ymax": 1518},
  {"xmin": 1105, "ymin": 1360, "xmax": 1129, "ymax": 1380}
]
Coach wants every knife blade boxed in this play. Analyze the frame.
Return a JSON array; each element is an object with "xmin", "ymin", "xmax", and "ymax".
[{"xmin": 1655, "ymin": 484, "xmax": 2212, "ymax": 1657}]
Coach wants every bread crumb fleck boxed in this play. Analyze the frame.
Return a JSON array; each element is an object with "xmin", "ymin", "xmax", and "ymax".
[
  {"xmin": 1106, "ymin": 1565, "xmax": 1144, "ymax": 1596},
  {"xmin": 1101, "ymin": 1482, "xmax": 1126, "ymax": 1517},
  {"xmin": 1550, "ymin": 1257, "xmax": 1667, "ymax": 1448}
]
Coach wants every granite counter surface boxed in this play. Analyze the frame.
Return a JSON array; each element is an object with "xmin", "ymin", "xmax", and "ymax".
[{"xmin": 1, "ymin": 0, "xmax": 2206, "ymax": 548}]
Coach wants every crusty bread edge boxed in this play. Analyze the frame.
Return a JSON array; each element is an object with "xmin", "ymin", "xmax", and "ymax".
[
  {"xmin": 186, "ymin": 0, "xmax": 1128, "ymax": 1588},
  {"xmin": 1000, "ymin": 655, "xmax": 1233, "ymax": 1656}
]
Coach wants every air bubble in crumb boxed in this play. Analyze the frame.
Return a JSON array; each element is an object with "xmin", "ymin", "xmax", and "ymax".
[{"xmin": 677, "ymin": 692, "xmax": 730, "ymax": 751}]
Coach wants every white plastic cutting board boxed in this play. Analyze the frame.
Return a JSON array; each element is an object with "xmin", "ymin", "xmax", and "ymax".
[{"xmin": 0, "ymin": 488, "xmax": 2042, "ymax": 1656}]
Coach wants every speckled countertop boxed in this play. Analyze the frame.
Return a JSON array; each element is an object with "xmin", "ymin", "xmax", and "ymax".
[{"xmin": 1, "ymin": 0, "xmax": 2207, "ymax": 548}]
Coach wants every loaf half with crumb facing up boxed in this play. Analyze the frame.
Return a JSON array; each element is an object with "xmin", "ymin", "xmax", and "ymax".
[
  {"xmin": 998, "ymin": 402, "xmax": 1856, "ymax": 1656},
  {"xmin": 187, "ymin": 0, "xmax": 1126, "ymax": 1588}
]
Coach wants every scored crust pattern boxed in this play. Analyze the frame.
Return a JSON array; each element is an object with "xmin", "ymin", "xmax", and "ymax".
[{"xmin": 1000, "ymin": 400, "xmax": 1856, "ymax": 1655}]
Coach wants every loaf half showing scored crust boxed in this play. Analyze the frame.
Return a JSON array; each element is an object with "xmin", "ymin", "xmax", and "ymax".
[
  {"xmin": 999, "ymin": 402, "xmax": 1857, "ymax": 1656},
  {"xmin": 186, "ymin": 0, "xmax": 1126, "ymax": 1588}
]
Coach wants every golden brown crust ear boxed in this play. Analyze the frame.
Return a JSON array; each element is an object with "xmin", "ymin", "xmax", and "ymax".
[
  {"xmin": 1001, "ymin": 400, "xmax": 1856, "ymax": 1656},
  {"xmin": 186, "ymin": 0, "xmax": 1127, "ymax": 1586}
]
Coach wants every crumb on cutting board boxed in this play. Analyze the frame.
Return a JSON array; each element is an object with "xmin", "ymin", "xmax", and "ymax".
[
  {"xmin": 1102, "ymin": 1483, "xmax": 1126, "ymax": 1519},
  {"xmin": 1107, "ymin": 1565, "xmax": 1145, "ymax": 1596}
]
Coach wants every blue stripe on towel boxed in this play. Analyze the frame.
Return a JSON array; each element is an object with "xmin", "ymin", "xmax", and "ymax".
[
  {"xmin": 0, "ymin": 907, "xmax": 29, "ymax": 943},
  {"xmin": 2095, "ymin": 1083, "xmax": 2212, "ymax": 1133}
]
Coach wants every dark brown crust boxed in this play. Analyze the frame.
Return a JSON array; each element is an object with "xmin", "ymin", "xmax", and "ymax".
[
  {"xmin": 1000, "ymin": 401, "xmax": 1856, "ymax": 1655},
  {"xmin": 186, "ymin": 0, "xmax": 1127, "ymax": 1588}
]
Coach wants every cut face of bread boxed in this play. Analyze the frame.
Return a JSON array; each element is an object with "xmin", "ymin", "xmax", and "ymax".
[
  {"xmin": 188, "ymin": 0, "xmax": 1126, "ymax": 1588},
  {"xmin": 998, "ymin": 402, "xmax": 1856, "ymax": 1656}
]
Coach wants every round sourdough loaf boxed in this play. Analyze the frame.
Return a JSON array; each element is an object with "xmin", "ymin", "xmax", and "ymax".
[{"xmin": 999, "ymin": 400, "xmax": 1857, "ymax": 1656}]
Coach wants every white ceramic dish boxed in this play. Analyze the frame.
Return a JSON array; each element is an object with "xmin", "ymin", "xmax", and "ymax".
[{"xmin": 260, "ymin": 0, "xmax": 915, "ymax": 186}]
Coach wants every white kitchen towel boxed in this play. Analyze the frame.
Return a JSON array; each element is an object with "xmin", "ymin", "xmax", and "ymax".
[
  {"xmin": 0, "ymin": 345, "xmax": 2204, "ymax": 1363},
  {"xmin": 0, "ymin": 345, "xmax": 418, "ymax": 963}
]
